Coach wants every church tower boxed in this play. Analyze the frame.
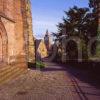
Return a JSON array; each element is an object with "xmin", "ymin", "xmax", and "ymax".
[{"xmin": 44, "ymin": 30, "xmax": 51, "ymax": 51}]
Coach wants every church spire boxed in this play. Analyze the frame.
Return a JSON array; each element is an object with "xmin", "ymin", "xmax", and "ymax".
[
  {"xmin": 44, "ymin": 29, "xmax": 50, "ymax": 51},
  {"xmin": 45, "ymin": 29, "xmax": 49, "ymax": 36}
]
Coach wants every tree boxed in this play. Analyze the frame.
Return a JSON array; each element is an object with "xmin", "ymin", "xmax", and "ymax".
[
  {"xmin": 53, "ymin": 4, "xmax": 99, "ymax": 61},
  {"xmin": 89, "ymin": 0, "xmax": 100, "ymax": 57},
  {"xmin": 65, "ymin": 6, "xmax": 90, "ymax": 37},
  {"xmin": 89, "ymin": 0, "xmax": 100, "ymax": 30},
  {"xmin": 58, "ymin": 6, "xmax": 97, "ymax": 41}
]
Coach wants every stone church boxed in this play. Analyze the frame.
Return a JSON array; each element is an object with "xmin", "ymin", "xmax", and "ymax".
[
  {"xmin": 44, "ymin": 30, "xmax": 51, "ymax": 51},
  {"xmin": 0, "ymin": 0, "xmax": 35, "ymax": 67}
]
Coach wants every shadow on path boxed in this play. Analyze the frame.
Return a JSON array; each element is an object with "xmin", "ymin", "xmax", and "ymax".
[
  {"xmin": 28, "ymin": 61, "xmax": 100, "ymax": 90},
  {"xmin": 41, "ymin": 67, "xmax": 67, "ymax": 71},
  {"xmin": 61, "ymin": 61, "xmax": 100, "ymax": 90}
]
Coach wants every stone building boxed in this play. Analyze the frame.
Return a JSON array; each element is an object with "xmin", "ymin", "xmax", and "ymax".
[
  {"xmin": 44, "ymin": 30, "xmax": 51, "ymax": 51},
  {"xmin": 36, "ymin": 39, "xmax": 48, "ymax": 59},
  {"xmin": 0, "ymin": 0, "xmax": 35, "ymax": 67}
]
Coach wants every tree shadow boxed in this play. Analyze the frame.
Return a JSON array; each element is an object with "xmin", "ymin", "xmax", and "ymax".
[
  {"xmin": 28, "ymin": 61, "xmax": 100, "ymax": 90},
  {"xmin": 61, "ymin": 61, "xmax": 100, "ymax": 89},
  {"xmin": 41, "ymin": 67, "xmax": 67, "ymax": 71}
]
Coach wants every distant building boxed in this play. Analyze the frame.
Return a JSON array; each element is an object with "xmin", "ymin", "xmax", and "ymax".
[
  {"xmin": 44, "ymin": 30, "xmax": 51, "ymax": 51},
  {"xmin": 36, "ymin": 39, "xmax": 48, "ymax": 59}
]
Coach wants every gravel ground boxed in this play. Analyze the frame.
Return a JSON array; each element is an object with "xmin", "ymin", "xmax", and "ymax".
[{"xmin": 0, "ymin": 62, "xmax": 99, "ymax": 100}]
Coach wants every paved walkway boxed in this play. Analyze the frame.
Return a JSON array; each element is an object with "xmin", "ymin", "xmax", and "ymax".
[{"xmin": 0, "ymin": 62, "xmax": 100, "ymax": 100}]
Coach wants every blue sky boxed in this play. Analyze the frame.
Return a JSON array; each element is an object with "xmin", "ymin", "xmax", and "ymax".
[{"xmin": 31, "ymin": 0, "xmax": 89, "ymax": 39}]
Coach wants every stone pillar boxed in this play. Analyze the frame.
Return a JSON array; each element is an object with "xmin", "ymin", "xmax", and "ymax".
[
  {"xmin": 21, "ymin": 0, "xmax": 35, "ymax": 64},
  {"xmin": 26, "ymin": 0, "xmax": 35, "ymax": 63}
]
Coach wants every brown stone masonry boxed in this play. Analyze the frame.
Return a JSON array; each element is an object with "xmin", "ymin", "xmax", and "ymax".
[
  {"xmin": 21, "ymin": 0, "xmax": 35, "ymax": 63},
  {"xmin": 0, "ymin": 0, "xmax": 35, "ymax": 67}
]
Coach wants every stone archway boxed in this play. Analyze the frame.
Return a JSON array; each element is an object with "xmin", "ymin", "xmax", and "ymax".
[
  {"xmin": 66, "ymin": 40, "xmax": 78, "ymax": 61},
  {"xmin": 0, "ymin": 18, "xmax": 8, "ymax": 63}
]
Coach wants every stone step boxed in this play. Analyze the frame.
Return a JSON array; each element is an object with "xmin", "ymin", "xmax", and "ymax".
[
  {"xmin": 0, "ymin": 69, "xmax": 27, "ymax": 86},
  {"xmin": 0, "ymin": 65, "xmax": 27, "ymax": 86},
  {"xmin": 0, "ymin": 65, "xmax": 11, "ymax": 72},
  {"xmin": 0, "ymin": 68, "xmax": 22, "ymax": 81},
  {"xmin": 0, "ymin": 66, "xmax": 17, "ymax": 77}
]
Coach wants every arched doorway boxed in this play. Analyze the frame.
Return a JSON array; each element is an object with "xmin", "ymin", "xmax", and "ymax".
[{"xmin": 0, "ymin": 19, "xmax": 8, "ymax": 63}]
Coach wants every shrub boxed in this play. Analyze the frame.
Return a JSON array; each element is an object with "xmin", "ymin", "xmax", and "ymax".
[{"xmin": 36, "ymin": 61, "xmax": 45, "ymax": 69}]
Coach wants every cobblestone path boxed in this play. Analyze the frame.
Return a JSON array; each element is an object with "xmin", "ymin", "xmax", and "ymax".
[{"xmin": 0, "ymin": 62, "xmax": 100, "ymax": 100}]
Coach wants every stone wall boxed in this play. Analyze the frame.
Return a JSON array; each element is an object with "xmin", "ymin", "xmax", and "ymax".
[
  {"xmin": 0, "ymin": 0, "xmax": 35, "ymax": 67},
  {"xmin": 25, "ymin": 0, "xmax": 35, "ymax": 63},
  {"xmin": 21, "ymin": 0, "xmax": 35, "ymax": 63}
]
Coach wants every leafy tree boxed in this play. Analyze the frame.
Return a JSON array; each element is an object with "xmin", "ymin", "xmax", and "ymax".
[
  {"xmin": 52, "ymin": 0, "xmax": 100, "ymax": 61},
  {"xmin": 89, "ymin": 0, "xmax": 100, "ymax": 56},
  {"xmin": 57, "ymin": 6, "xmax": 97, "ymax": 40},
  {"xmin": 89, "ymin": 0, "xmax": 100, "ymax": 29},
  {"xmin": 53, "ymin": 4, "xmax": 98, "ymax": 60},
  {"xmin": 64, "ymin": 6, "xmax": 90, "ymax": 38}
]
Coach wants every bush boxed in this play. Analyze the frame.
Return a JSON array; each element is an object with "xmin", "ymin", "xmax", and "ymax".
[{"xmin": 36, "ymin": 61, "xmax": 45, "ymax": 69}]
